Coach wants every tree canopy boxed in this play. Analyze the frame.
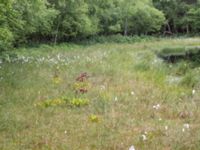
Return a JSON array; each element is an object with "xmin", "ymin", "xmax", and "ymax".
[{"xmin": 0, "ymin": 0, "xmax": 199, "ymax": 51}]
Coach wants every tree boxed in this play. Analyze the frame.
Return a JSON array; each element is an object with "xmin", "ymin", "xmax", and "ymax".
[
  {"xmin": 0, "ymin": 0, "xmax": 22, "ymax": 51},
  {"xmin": 153, "ymin": 0, "xmax": 198, "ymax": 34},
  {"xmin": 0, "ymin": 0, "xmax": 57, "ymax": 51},
  {"xmin": 86, "ymin": 0, "xmax": 122, "ymax": 35},
  {"xmin": 14, "ymin": 0, "xmax": 57, "ymax": 43},
  {"xmin": 120, "ymin": 0, "xmax": 165, "ymax": 35},
  {"xmin": 48, "ymin": 0, "xmax": 98, "ymax": 43},
  {"xmin": 187, "ymin": 2, "xmax": 200, "ymax": 33}
]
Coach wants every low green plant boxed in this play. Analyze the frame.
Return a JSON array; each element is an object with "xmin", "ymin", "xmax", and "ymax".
[
  {"xmin": 134, "ymin": 61, "xmax": 151, "ymax": 72},
  {"xmin": 35, "ymin": 98, "xmax": 66, "ymax": 108},
  {"xmin": 172, "ymin": 62, "xmax": 190, "ymax": 75},
  {"xmin": 180, "ymin": 73, "xmax": 199, "ymax": 87},
  {"xmin": 0, "ymin": 52, "xmax": 19, "ymax": 63},
  {"xmin": 89, "ymin": 115, "xmax": 99, "ymax": 123},
  {"xmin": 158, "ymin": 46, "xmax": 200, "ymax": 63},
  {"xmin": 77, "ymin": 35, "xmax": 155, "ymax": 45},
  {"xmin": 69, "ymin": 98, "xmax": 89, "ymax": 107}
]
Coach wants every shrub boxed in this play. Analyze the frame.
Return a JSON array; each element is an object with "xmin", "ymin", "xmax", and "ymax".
[
  {"xmin": 69, "ymin": 98, "xmax": 89, "ymax": 107},
  {"xmin": 129, "ymin": 5, "xmax": 165, "ymax": 35},
  {"xmin": 89, "ymin": 115, "xmax": 99, "ymax": 123},
  {"xmin": 78, "ymin": 35, "xmax": 155, "ymax": 44},
  {"xmin": 35, "ymin": 98, "xmax": 66, "ymax": 108},
  {"xmin": 158, "ymin": 46, "xmax": 200, "ymax": 63},
  {"xmin": 0, "ymin": 27, "xmax": 13, "ymax": 52}
]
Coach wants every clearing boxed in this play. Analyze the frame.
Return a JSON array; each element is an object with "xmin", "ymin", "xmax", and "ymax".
[{"xmin": 0, "ymin": 38, "xmax": 200, "ymax": 150}]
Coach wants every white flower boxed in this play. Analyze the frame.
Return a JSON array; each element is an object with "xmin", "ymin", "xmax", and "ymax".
[
  {"xmin": 100, "ymin": 85, "xmax": 106, "ymax": 90},
  {"xmin": 114, "ymin": 97, "xmax": 118, "ymax": 101},
  {"xmin": 183, "ymin": 123, "xmax": 190, "ymax": 129},
  {"xmin": 182, "ymin": 123, "xmax": 190, "ymax": 132},
  {"xmin": 153, "ymin": 104, "xmax": 160, "ymax": 110},
  {"xmin": 129, "ymin": 145, "xmax": 135, "ymax": 150},
  {"xmin": 141, "ymin": 134, "xmax": 147, "ymax": 141},
  {"xmin": 57, "ymin": 54, "xmax": 61, "ymax": 60},
  {"xmin": 165, "ymin": 126, "xmax": 168, "ymax": 130},
  {"xmin": 131, "ymin": 91, "xmax": 135, "ymax": 95},
  {"xmin": 192, "ymin": 89, "xmax": 196, "ymax": 95},
  {"xmin": 64, "ymin": 130, "xmax": 67, "ymax": 134}
]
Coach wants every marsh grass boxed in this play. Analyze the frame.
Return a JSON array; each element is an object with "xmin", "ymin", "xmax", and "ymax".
[{"xmin": 0, "ymin": 38, "xmax": 200, "ymax": 150}]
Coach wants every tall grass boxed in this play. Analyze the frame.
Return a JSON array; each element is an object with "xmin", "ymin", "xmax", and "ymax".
[{"xmin": 0, "ymin": 37, "xmax": 200, "ymax": 150}]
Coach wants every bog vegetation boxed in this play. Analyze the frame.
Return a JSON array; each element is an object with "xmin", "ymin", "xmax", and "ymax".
[
  {"xmin": 1, "ymin": 0, "xmax": 200, "ymax": 150},
  {"xmin": 0, "ymin": 38, "xmax": 200, "ymax": 150}
]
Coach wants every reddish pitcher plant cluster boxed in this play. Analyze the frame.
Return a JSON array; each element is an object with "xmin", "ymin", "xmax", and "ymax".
[{"xmin": 74, "ymin": 72, "xmax": 90, "ymax": 94}]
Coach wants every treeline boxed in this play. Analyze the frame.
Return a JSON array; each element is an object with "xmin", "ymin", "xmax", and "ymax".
[
  {"xmin": 153, "ymin": 0, "xmax": 200, "ymax": 34},
  {"xmin": 0, "ymin": 0, "xmax": 200, "ymax": 51}
]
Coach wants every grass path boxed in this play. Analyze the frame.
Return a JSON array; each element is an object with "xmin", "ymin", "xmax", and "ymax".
[{"xmin": 0, "ymin": 38, "xmax": 200, "ymax": 150}]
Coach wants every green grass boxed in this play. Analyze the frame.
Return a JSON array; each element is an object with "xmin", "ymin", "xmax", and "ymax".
[
  {"xmin": 157, "ymin": 46, "xmax": 200, "ymax": 64},
  {"xmin": 0, "ymin": 38, "xmax": 200, "ymax": 150}
]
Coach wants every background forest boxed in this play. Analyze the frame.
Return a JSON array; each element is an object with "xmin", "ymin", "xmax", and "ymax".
[{"xmin": 1, "ymin": 0, "xmax": 200, "ymax": 51}]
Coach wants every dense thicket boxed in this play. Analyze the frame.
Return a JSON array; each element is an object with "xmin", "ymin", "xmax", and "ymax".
[
  {"xmin": 0, "ymin": 0, "xmax": 200, "ymax": 51},
  {"xmin": 153, "ymin": 0, "xmax": 200, "ymax": 34}
]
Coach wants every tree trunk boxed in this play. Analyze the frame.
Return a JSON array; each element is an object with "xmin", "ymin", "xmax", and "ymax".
[
  {"xmin": 167, "ymin": 22, "xmax": 172, "ymax": 33},
  {"xmin": 124, "ymin": 17, "xmax": 128, "ymax": 36},
  {"xmin": 163, "ymin": 21, "xmax": 173, "ymax": 35},
  {"xmin": 186, "ymin": 24, "xmax": 189, "ymax": 34},
  {"xmin": 54, "ymin": 21, "xmax": 60, "ymax": 45}
]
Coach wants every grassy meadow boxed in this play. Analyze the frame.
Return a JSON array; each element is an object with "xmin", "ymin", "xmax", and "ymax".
[{"xmin": 0, "ymin": 38, "xmax": 200, "ymax": 150}]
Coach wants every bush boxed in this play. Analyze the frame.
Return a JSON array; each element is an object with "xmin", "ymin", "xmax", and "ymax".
[
  {"xmin": 129, "ymin": 5, "xmax": 165, "ymax": 35},
  {"xmin": 0, "ymin": 27, "xmax": 13, "ymax": 52},
  {"xmin": 69, "ymin": 98, "xmax": 89, "ymax": 107},
  {"xmin": 158, "ymin": 46, "xmax": 200, "ymax": 63},
  {"xmin": 78, "ymin": 35, "xmax": 156, "ymax": 44}
]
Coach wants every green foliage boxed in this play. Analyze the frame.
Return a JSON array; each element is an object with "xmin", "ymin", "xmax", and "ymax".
[
  {"xmin": 0, "ymin": 27, "xmax": 13, "ymax": 51},
  {"xmin": 129, "ymin": 5, "xmax": 165, "ymax": 34},
  {"xmin": 187, "ymin": 5, "xmax": 200, "ymax": 32},
  {"xmin": 89, "ymin": 114, "xmax": 99, "ymax": 123},
  {"xmin": 153, "ymin": 0, "xmax": 199, "ymax": 34},
  {"xmin": 180, "ymin": 72, "xmax": 198, "ymax": 87},
  {"xmin": 14, "ymin": 0, "xmax": 58, "ymax": 40},
  {"xmin": 173, "ymin": 62, "xmax": 190, "ymax": 75},
  {"xmin": 35, "ymin": 98, "xmax": 66, "ymax": 108},
  {"xmin": 49, "ymin": 0, "xmax": 98, "ymax": 41},
  {"xmin": 88, "ymin": 0, "xmax": 122, "ymax": 34},
  {"xmin": 1, "ymin": 0, "xmax": 200, "ymax": 50},
  {"xmin": 0, "ymin": 0, "xmax": 166, "ymax": 50},
  {"xmin": 134, "ymin": 61, "xmax": 151, "ymax": 72},
  {"xmin": 1, "ymin": 38, "xmax": 200, "ymax": 149},
  {"xmin": 79, "ymin": 35, "xmax": 155, "ymax": 44},
  {"xmin": 158, "ymin": 46, "xmax": 200, "ymax": 63},
  {"xmin": 70, "ymin": 98, "xmax": 89, "ymax": 107},
  {"xmin": 0, "ymin": 0, "xmax": 57, "ymax": 50},
  {"xmin": 0, "ymin": 0, "xmax": 22, "ymax": 51},
  {"xmin": 35, "ymin": 97, "xmax": 89, "ymax": 108}
]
